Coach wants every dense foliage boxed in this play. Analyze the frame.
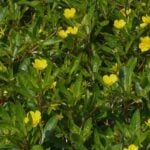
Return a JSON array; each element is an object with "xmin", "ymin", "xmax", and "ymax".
[{"xmin": 0, "ymin": 0, "xmax": 150, "ymax": 149}]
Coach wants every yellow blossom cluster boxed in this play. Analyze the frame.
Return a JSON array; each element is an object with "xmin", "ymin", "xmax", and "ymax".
[
  {"xmin": 113, "ymin": 7, "xmax": 131, "ymax": 29},
  {"xmin": 58, "ymin": 8, "xmax": 78, "ymax": 38},
  {"xmin": 120, "ymin": 8, "xmax": 132, "ymax": 17},
  {"xmin": 58, "ymin": 26, "xmax": 78, "ymax": 39},
  {"xmin": 24, "ymin": 110, "xmax": 41, "ymax": 128},
  {"xmin": 103, "ymin": 74, "xmax": 118, "ymax": 86},
  {"xmin": 138, "ymin": 15, "xmax": 150, "ymax": 52},
  {"xmin": 113, "ymin": 10, "xmax": 149, "ymax": 53}
]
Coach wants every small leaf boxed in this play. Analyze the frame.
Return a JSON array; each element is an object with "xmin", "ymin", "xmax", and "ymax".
[
  {"xmin": 31, "ymin": 145, "xmax": 43, "ymax": 150},
  {"xmin": 100, "ymin": 20, "xmax": 109, "ymax": 27},
  {"xmin": 70, "ymin": 55, "xmax": 81, "ymax": 75},
  {"xmin": 0, "ymin": 144, "xmax": 19, "ymax": 149},
  {"xmin": 41, "ymin": 115, "xmax": 59, "ymax": 143},
  {"xmin": 112, "ymin": 144, "xmax": 122, "ymax": 150},
  {"xmin": 81, "ymin": 118, "xmax": 92, "ymax": 142},
  {"xmin": 69, "ymin": 119, "xmax": 81, "ymax": 134},
  {"xmin": 92, "ymin": 54, "xmax": 101, "ymax": 73},
  {"xmin": 130, "ymin": 109, "xmax": 140, "ymax": 133},
  {"xmin": 42, "ymin": 39, "xmax": 62, "ymax": 46},
  {"xmin": 120, "ymin": 57, "xmax": 137, "ymax": 93},
  {"xmin": 18, "ymin": 1, "xmax": 41, "ymax": 7},
  {"xmin": 0, "ymin": 7, "xmax": 7, "ymax": 21},
  {"xmin": 19, "ymin": 58, "xmax": 30, "ymax": 71},
  {"xmin": 69, "ymin": 75, "xmax": 83, "ymax": 103},
  {"xmin": 93, "ymin": 130, "xmax": 104, "ymax": 149}
]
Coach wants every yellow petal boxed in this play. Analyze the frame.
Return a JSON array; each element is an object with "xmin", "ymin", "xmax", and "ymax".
[
  {"xmin": 140, "ymin": 23, "xmax": 147, "ymax": 28},
  {"xmin": 63, "ymin": 8, "xmax": 76, "ymax": 19},
  {"xmin": 114, "ymin": 19, "xmax": 126, "ymax": 29},
  {"xmin": 24, "ymin": 117, "xmax": 29, "ymax": 124},
  {"xmin": 142, "ymin": 15, "xmax": 150, "ymax": 24},
  {"xmin": 145, "ymin": 118, "xmax": 150, "ymax": 127},
  {"xmin": 32, "ymin": 59, "xmax": 48, "ymax": 70},
  {"xmin": 103, "ymin": 75, "xmax": 113, "ymax": 86},
  {"xmin": 120, "ymin": 8, "xmax": 131, "ymax": 16},
  {"xmin": 128, "ymin": 144, "xmax": 138, "ymax": 150},
  {"xmin": 58, "ymin": 30, "xmax": 68, "ymax": 38},
  {"xmin": 110, "ymin": 74, "xmax": 118, "ymax": 83},
  {"xmin": 66, "ymin": 26, "xmax": 78, "ymax": 34},
  {"xmin": 139, "ymin": 36, "xmax": 150, "ymax": 52}
]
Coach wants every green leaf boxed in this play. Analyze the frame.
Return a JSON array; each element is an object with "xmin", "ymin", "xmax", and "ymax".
[
  {"xmin": 0, "ymin": 61, "xmax": 7, "ymax": 72},
  {"xmin": 120, "ymin": 57, "xmax": 137, "ymax": 93},
  {"xmin": 92, "ymin": 53, "xmax": 101, "ymax": 73},
  {"xmin": 11, "ymin": 103, "xmax": 26, "ymax": 136},
  {"xmin": 73, "ymin": 143, "xmax": 87, "ymax": 150},
  {"xmin": 19, "ymin": 58, "xmax": 31, "ymax": 71},
  {"xmin": 0, "ymin": 106, "xmax": 10, "ymax": 121},
  {"xmin": 112, "ymin": 144, "xmax": 122, "ymax": 150},
  {"xmin": 31, "ymin": 145, "xmax": 43, "ymax": 150},
  {"xmin": 0, "ymin": 6, "xmax": 7, "ymax": 21},
  {"xmin": 125, "ymin": 37, "xmax": 135, "ymax": 53},
  {"xmin": 16, "ymin": 71, "xmax": 39, "ymax": 98},
  {"xmin": 42, "ymin": 38, "xmax": 62, "ymax": 46},
  {"xmin": 41, "ymin": 115, "xmax": 59, "ymax": 143},
  {"xmin": 18, "ymin": 1, "xmax": 41, "ymax": 7},
  {"xmin": 129, "ymin": 109, "xmax": 140, "ymax": 134},
  {"xmin": 0, "ymin": 122, "xmax": 19, "ymax": 134},
  {"xmin": 137, "ymin": 131, "xmax": 150, "ymax": 143},
  {"xmin": 0, "ymin": 144, "xmax": 19, "ymax": 149},
  {"xmin": 93, "ymin": 130, "xmax": 104, "ymax": 149},
  {"xmin": 69, "ymin": 119, "xmax": 81, "ymax": 134},
  {"xmin": 69, "ymin": 75, "xmax": 83, "ymax": 103},
  {"xmin": 100, "ymin": 20, "xmax": 109, "ymax": 27},
  {"xmin": 69, "ymin": 55, "xmax": 81, "ymax": 75},
  {"xmin": 81, "ymin": 118, "xmax": 92, "ymax": 142}
]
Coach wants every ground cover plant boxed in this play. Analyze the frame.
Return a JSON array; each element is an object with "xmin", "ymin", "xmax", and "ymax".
[{"xmin": 0, "ymin": 0, "xmax": 150, "ymax": 149}]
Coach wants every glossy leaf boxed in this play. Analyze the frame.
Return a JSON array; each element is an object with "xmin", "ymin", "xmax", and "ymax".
[{"xmin": 41, "ymin": 115, "xmax": 59, "ymax": 143}]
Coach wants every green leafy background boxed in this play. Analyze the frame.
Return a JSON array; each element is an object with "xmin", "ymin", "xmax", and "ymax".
[{"xmin": 0, "ymin": 0, "xmax": 150, "ymax": 149}]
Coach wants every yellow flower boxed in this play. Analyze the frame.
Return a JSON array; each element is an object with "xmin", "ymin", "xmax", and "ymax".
[
  {"xmin": 3, "ymin": 90, "xmax": 8, "ymax": 96},
  {"xmin": 24, "ymin": 110, "xmax": 41, "ymax": 127},
  {"xmin": 24, "ymin": 117, "xmax": 29, "ymax": 124},
  {"xmin": 110, "ymin": 74, "xmax": 118, "ymax": 83},
  {"xmin": 66, "ymin": 26, "xmax": 78, "ymax": 35},
  {"xmin": 111, "ymin": 63, "xmax": 118, "ymax": 72},
  {"xmin": 120, "ymin": 8, "xmax": 131, "ymax": 16},
  {"xmin": 145, "ymin": 118, "xmax": 150, "ymax": 127},
  {"xmin": 124, "ymin": 144, "xmax": 138, "ymax": 150},
  {"xmin": 142, "ymin": 15, "xmax": 150, "ymax": 24},
  {"xmin": 58, "ymin": 29, "xmax": 68, "ymax": 38},
  {"xmin": 114, "ymin": 19, "xmax": 126, "ymax": 29},
  {"xmin": 103, "ymin": 75, "xmax": 112, "ymax": 85},
  {"xmin": 63, "ymin": 8, "xmax": 76, "ymax": 19},
  {"xmin": 139, "ymin": 36, "xmax": 150, "ymax": 52},
  {"xmin": 103, "ymin": 74, "xmax": 118, "ymax": 86},
  {"xmin": 50, "ymin": 81, "xmax": 57, "ymax": 89},
  {"xmin": 140, "ymin": 23, "xmax": 147, "ymax": 28},
  {"xmin": 32, "ymin": 59, "xmax": 48, "ymax": 70},
  {"xmin": 140, "ymin": 15, "xmax": 150, "ymax": 28},
  {"xmin": 49, "ymin": 103, "xmax": 60, "ymax": 111}
]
